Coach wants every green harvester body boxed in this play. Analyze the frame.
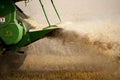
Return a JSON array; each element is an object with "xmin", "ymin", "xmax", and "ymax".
[{"xmin": 0, "ymin": 0, "xmax": 60, "ymax": 54}]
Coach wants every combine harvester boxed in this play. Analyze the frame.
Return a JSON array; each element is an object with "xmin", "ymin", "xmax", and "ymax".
[{"xmin": 0, "ymin": 0, "xmax": 61, "ymax": 54}]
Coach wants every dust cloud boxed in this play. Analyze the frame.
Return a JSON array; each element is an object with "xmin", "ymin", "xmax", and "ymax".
[
  {"xmin": 19, "ymin": 20, "xmax": 120, "ymax": 76},
  {"xmin": 16, "ymin": 0, "xmax": 120, "ymax": 75}
]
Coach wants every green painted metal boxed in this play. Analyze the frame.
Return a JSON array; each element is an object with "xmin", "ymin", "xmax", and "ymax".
[
  {"xmin": 39, "ymin": 0, "xmax": 51, "ymax": 26},
  {"xmin": 0, "ymin": 0, "xmax": 23, "ymax": 45},
  {"xmin": 39, "ymin": 0, "xmax": 61, "ymax": 26},
  {"xmin": 0, "ymin": 0, "xmax": 61, "ymax": 54},
  {"xmin": 9, "ymin": 25, "xmax": 58, "ymax": 50},
  {"xmin": 50, "ymin": 0, "xmax": 61, "ymax": 22}
]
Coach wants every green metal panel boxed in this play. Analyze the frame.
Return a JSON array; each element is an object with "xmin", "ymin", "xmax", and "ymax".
[
  {"xmin": 0, "ymin": 0, "xmax": 23, "ymax": 45},
  {"xmin": 9, "ymin": 25, "xmax": 58, "ymax": 50},
  {"xmin": 0, "ymin": 0, "xmax": 60, "ymax": 54},
  {"xmin": 0, "ymin": 23, "xmax": 23, "ymax": 45}
]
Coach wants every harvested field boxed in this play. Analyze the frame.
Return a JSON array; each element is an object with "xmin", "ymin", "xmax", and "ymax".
[{"xmin": 0, "ymin": 71, "xmax": 119, "ymax": 80}]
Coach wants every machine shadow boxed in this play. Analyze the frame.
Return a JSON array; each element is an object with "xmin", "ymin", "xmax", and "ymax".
[{"xmin": 0, "ymin": 48, "xmax": 27, "ymax": 74}]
